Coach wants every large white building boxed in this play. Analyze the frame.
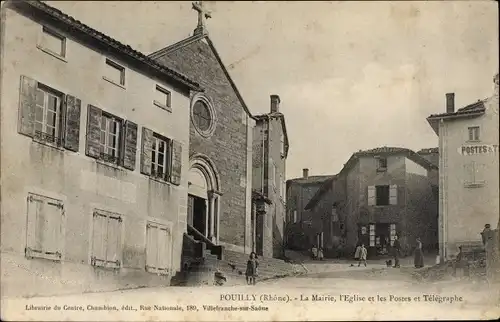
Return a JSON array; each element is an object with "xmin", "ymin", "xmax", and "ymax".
[{"xmin": 427, "ymin": 73, "xmax": 499, "ymax": 260}]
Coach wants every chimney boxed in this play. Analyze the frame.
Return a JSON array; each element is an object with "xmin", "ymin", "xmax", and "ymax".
[
  {"xmin": 270, "ymin": 94, "xmax": 281, "ymax": 113},
  {"xmin": 446, "ymin": 93, "xmax": 455, "ymax": 113},
  {"xmin": 303, "ymin": 168, "xmax": 309, "ymax": 179}
]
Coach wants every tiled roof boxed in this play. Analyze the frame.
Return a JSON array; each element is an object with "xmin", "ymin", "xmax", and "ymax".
[
  {"xmin": 15, "ymin": 1, "xmax": 202, "ymax": 92},
  {"xmin": 304, "ymin": 176, "xmax": 336, "ymax": 210},
  {"xmin": 287, "ymin": 175, "xmax": 334, "ymax": 185},
  {"xmin": 417, "ymin": 147, "xmax": 438, "ymax": 154},
  {"xmin": 428, "ymin": 100, "xmax": 486, "ymax": 119}
]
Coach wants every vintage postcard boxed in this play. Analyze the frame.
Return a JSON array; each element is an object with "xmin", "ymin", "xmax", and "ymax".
[{"xmin": 0, "ymin": 0, "xmax": 499, "ymax": 321}]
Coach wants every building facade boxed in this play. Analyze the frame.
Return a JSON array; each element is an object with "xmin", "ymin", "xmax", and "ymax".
[
  {"xmin": 252, "ymin": 95, "xmax": 289, "ymax": 258},
  {"xmin": 0, "ymin": 1, "xmax": 201, "ymax": 297},
  {"xmin": 285, "ymin": 170, "xmax": 333, "ymax": 250},
  {"xmin": 305, "ymin": 148, "xmax": 439, "ymax": 258},
  {"xmin": 427, "ymin": 73, "xmax": 499, "ymax": 261}
]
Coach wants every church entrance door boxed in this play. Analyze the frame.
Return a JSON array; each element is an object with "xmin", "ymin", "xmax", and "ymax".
[{"xmin": 188, "ymin": 194, "xmax": 207, "ymax": 236}]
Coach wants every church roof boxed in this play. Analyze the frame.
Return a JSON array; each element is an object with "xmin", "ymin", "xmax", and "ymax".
[
  {"xmin": 9, "ymin": 0, "xmax": 202, "ymax": 93},
  {"xmin": 148, "ymin": 34, "xmax": 255, "ymax": 120}
]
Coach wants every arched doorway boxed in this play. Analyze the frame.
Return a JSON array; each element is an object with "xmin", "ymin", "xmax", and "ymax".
[{"xmin": 187, "ymin": 155, "xmax": 221, "ymax": 243}]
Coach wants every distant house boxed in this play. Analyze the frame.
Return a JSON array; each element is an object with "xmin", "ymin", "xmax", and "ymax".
[
  {"xmin": 304, "ymin": 147, "xmax": 439, "ymax": 258},
  {"xmin": 285, "ymin": 169, "xmax": 334, "ymax": 250},
  {"xmin": 0, "ymin": 0, "xmax": 200, "ymax": 297},
  {"xmin": 426, "ymin": 73, "xmax": 499, "ymax": 261},
  {"xmin": 252, "ymin": 95, "xmax": 289, "ymax": 258}
]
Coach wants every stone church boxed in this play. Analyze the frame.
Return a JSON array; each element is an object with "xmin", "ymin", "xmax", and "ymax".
[{"xmin": 148, "ymin": 3, "xmax": 258, "ymax": 259}]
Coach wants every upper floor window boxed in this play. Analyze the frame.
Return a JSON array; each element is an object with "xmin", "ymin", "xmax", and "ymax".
[
  {"xmin": 104, "ymin": 59, "xmax": 125, "ymax": 87},
  {"xmin": 464, "ymin": 161, "xmax": 485, "ymax": 188},
  {"xmin": 18, "ymin": 76, "xmax": 82, "ymax": 151},
  {"xmin": 35, "ymin": 84, "xmax": 62, "ymax": 145},
  {"xmin": 468, "ymin": 126, "xmax": 480, "ymax": 141},
  {"xmin": 368, "ymin": 185, "xmax": 398, "ymax": 206},
  {"xmin": 99, "ymin": 113, "xmax": 122, "ymax": 163},
  {"xmin": 376, "ymin": 156, "xmax": 388, "ymax": 172},
  {"xmin": 39, "ymin": 26, "xmax": 66, "ymax": 58},
  {"xmin": 86, "ymin": 105, "xmax": 138, "ymax": 170},
  {"xmin": 140, "ymin": 128, "xmax": 183, "ymax": 186},
  {"xmin": 280, "ymin": 133, "xmax": 285, "ymax": 157},
  {"xmin": 154, "ymin": 85, "xmax": 172, "ymax": 112}
]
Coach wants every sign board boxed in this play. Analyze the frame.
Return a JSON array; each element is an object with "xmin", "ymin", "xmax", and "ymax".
[{"xmin": 458, "ymin": 144, "xmax": 499, "ymax": 156}]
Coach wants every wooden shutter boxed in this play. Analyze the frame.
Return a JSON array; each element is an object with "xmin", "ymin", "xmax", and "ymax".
[
  {"xmin": 92, "ymin": 212, "xmax": 107, "ymax": 265},
  {"xmin": 18, "ymin": 76, "xmax": 37, "ymax": 137},
  {"xmin": 367, "ymin": 186, "xmax": 376, "ymax": 206},
  {"xmin": 63, "ymin": 95, "xmax": 82, "ymax": 152},
  {"xmin": 140, "ymin": 127, "xmax": 154, "ymax": 175},
  {"xmin": 26, "ymin": 194, "xmax": 43, "ymax": 253},
  {"xmin": 146, "ymin": 223, "xmax": 158, "ymax": 270},
  {"xmin": 389, "ymin": 185, "xmax": 398, "ymax": 205},
  {"xmin": 122, "ymin": 121, "xmax": 138, "ymax": 170},
  {"xmin": 170, "ymin": 140, "xmax": 182, "ymax": 185},
  {"xmin": 43, "ymin": 200, "xmax": 62, "ymax": 256},
  {"xmin": 106, "ymin": 216, "xmax": 122, "ymax": 267},
  {"xmin": 86, "ymin": 105, "xmax": 102, "ymax": 159},
  {"xmin": 157, "ymin": 227, "xmax": 169, "ymax": 271}
]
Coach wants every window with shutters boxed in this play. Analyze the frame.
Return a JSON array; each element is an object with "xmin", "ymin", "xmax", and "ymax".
[
  {"xmin": 34, "ymin": 84, "xmax": 63, "ymax": 145},
  {"xmin": 146, "ymin": 222, "xmax": 172, "ymax": 275},
  {"xmin": 99, "ymin": 113, "xmax": 122, "ymax": 164},
  {"xmin": 151, "ymin": 134, "xmax": 171, "ymax": 180},
  {"xmin": 103, "ymin": 59, "xmax": 125, "ymax": 87},
  {"xmin": 18, "ymin": 76, "xmax": 82, "ymax": 152},
  {"xmin": 85, "ymin": 105, "xmax": 137, "ymax": 170},
  {"xmin": 154, "ymin": 85, "xmax": 172, "ymax": 112},
  {"xmin": 91, "ymin": 210, "xmax": 123, "ymax": 269},
  {"xmin": 280, "ymin": 133, "xmax": 285, "ymax": 157},
  {"xmin": 464, "ymin": 161, "xmax": 486, "ymax": 188},
  {"xmin": 293, "ymin": 210, "xmax": 298, "ymax": 223},
  {"xmin": 376, "ymin": 156, "xmax": 388, "ymax": 172},
  {"xmin": 375, "ymin": 185, "xmax": 390, "ymax": 206},
  {"xmin": 38, "ymin": 26, "xmax": 66, "ymax": 59},
  {"xmin": 25, "ymin": 193, "xmax": 64, "ymax": 261}
]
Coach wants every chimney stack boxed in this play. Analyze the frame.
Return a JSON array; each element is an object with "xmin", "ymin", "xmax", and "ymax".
[
  {"xmin": 270, "ymin": 94, "xmax": 281, "ymax": 113},
  {"xmin": 446, "ymin": 93, "xmax": 455, "ymax": 113},
  {"xmin": 303, "ymin": 168, "xmax": 309, "ymax": 179}
]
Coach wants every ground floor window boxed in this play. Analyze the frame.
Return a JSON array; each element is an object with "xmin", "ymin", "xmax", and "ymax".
[
  {"xmin": 146, "ymin": 222, "xmax": 172, "ymax": 275},
  {"xmin": 91, "ymin": 210, "xmax": 122, "ymax": 269}
]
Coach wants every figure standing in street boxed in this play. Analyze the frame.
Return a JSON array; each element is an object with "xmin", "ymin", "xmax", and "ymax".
[
  {"xmin": 311, "ymin": 245, "xmax": 318, "ymax": 260},
  {"xmin": 358, "ymin": 244, "xmax": 367, "ymax": 267},
  {"xmin": 392, "ymin": 235, "xmax": 401, "ymax": 268},
  {"xmin": 318, "ymin": 248, "xmax": 324, "ymax": 261},
  {"xmin": 414, "ymin": 237, "xmax": 424, "ymax": 268},
  {"xmin": 481, "ymin": 224, "xmax": 492, "ymax": 246},
  {"xmin": 245, "ymin": 252, "xmax": 259, "ymax": 285}
]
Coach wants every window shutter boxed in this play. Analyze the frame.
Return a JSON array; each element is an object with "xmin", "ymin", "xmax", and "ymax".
[
  {"xmin": 367, "ymin": 186, "xmax": 376, "ymax": 206},
  {"xmin": 86, "ymin": 105, "xmax": 102, "ymax": 159},
  {"xmin": 140, "ymin": 127, "xmax": 154, "ymax": 176},
  {"xmin": 18, "ymin": 76, "xmax": 37, "ymax": 137},
  {"xmin": 121, "ymin": 121, "xmax": 138, "ymax": 171},
  {"xmin": 106, "ymin": 216, "xmax": 121, "ymax": 267},
  {"xmin": 44, "ymin": 201, "xmax": 62, "ymax": 255},
  {"xmin": 92, "ymin": 212, "xmax": 107, "ymax": 263},
  {"xmin": 146, "ymin": 223, "xmax": 158, "ymax": 270},
  {"xmin": 63, "ymin": 95, "xmax": 82, "ymax": 152},
  {"xmin": 26, "ymin": 195, "xmax": 43, "ymax": 252},
  {"xmin": 158, "ymin": 227, "xmax": 169, "ymax": 271},
  {"xmin": 389, "ymin": 185, "xmax": 398, "ymax": 205},
  {"xmin": 169, "ymin": 140, "xmax": 182, "ymax": 186}
]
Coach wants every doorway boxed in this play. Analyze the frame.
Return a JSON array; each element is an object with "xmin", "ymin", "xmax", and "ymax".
[{"xmin": 187, "ymin": 194, "xmax": 207, "ymax": 236}]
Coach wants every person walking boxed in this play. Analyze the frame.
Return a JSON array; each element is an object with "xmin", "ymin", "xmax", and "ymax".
[
  {"xmin": 358, "ymin": 244, "xmax": 367, "ymax": 267},
  {"xmin": 392, "ymin": 235, "xmax": 401, "ymax": 268},
  {"xmin": 318, "ymin": 248, "xmax": 324, "ymax": 261},
  {"xmin": 414, "ymin": 237, "xmax": 424, "ymax": 268},
  {"xmin": 245, "ymin": 252, "xmax": 259, "ymax": 285}
]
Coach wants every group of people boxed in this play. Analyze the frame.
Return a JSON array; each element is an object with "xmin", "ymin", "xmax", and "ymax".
[
  {"xmin": 310, "ymin": 245, "xmax": 324, "ymax": 260},
  {"xmin": 352, "ymin": 235, "xmax": 425, "ymax": 269}
]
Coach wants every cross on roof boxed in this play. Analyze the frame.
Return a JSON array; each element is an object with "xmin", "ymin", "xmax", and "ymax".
[{"xmin": 192, "ymin": 1, "xmax": 212, "ymax": 35}]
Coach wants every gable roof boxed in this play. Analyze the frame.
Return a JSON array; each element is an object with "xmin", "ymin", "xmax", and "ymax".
[
  {"xmin": 286, "ymin": 175, "xmax": 333, "ymax": 186},
  {"xmin": 6, "ymin": 0, "xmax": 202, "ymax": 93},
  {"xmin": 417, "ymin": 147, "xmax": 439, "ymax": 154},
  {"xmin": 148, "ymin": 33, "xmax": 256, "ymax": 120},
  {"xmin": 304, "ymin": 176, "xmax": 336, "ymax": 210},
  {"xmin": 338, "ymin": 146, "xmax": 438, "ymax": 177},
  {"xmin": 254, "ymin": 112, "xmax": 290, "ymax": 157},
  {"xmin": 426, "ymin": 99, "xmax": 486, "ymax": 135}
]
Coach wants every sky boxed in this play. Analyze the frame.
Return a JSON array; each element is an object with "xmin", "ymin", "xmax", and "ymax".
[{"xmin": 43, "ymin": 1, "xmax": 499, "ymax": 180}]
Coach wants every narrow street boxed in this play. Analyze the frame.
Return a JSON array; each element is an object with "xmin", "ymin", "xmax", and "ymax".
[{"xmin": 2, "ymin": 262, "xmax": 499, "ymax": 321}]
